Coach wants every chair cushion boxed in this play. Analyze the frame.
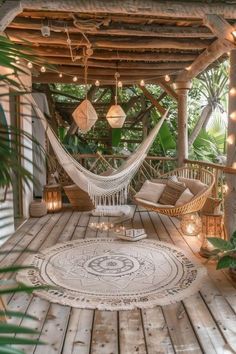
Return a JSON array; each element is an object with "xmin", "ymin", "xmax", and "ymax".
[
  {"xmin": 178, "ymin": 177, "xmax": 208, "ymax": 195},
  {"xmin": 175, "ymin": 188, "xmax": 194, "ymax": 207},
  {"xmin": 159, "ymin": 180, "xmax": 186, "ymax": 206},
  {"xmin": 135, "ymin": 197, "xmax": 174, "ymax": 208},
  {"xmin": 135, "ymin": 181, "xmax": 166, "ymax": 203}
]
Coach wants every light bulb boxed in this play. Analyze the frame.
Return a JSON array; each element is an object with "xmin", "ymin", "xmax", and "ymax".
[
  {"xmin": 15, "ymin": 56, "xmax": 19, "ymax": 61},
  {"xmin": 165, "ymin": 74, "xmax": 170, "ymax": 82},
  {"xmin": 140, "ymin": 79, "xmax": 145, "ymax": 87},
  {"xmin": 118, "ymin": 80, "xmax": 123, "ymax": 88},
  {"xmin": 73, "ymin": 76, "xmax": 78, "ymax": 82},
  {"xmin": 95, "ymin": 79, "xmax": 100, "ymax": 86},
  {"xmin": 27, "ymin": 62, "xmax": 33, "ymax": 69},
  {"xmin": 185, "ymin": 65, "xmax": 191, "ymax": 71},
  {"xmin": 59, "ymin": 73, "xmax": 63, "ymax": 78},
  {"xmin": 227, "ymin": 134, "xmax": 235, "ymax": 145},
  {"xmin": 230, "ymin": 111, "xmax": 236, "ymax": 121},
  {"xmin": 40, "ymin": 66, "xmax": 46, "ymax": 73},
  {"xmin": 230, "ymin": 87, "xmax": 236, "ymax": 96}
]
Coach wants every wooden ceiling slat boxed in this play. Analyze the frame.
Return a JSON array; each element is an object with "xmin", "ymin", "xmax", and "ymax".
[
  {"xmin": 40, "ymin": 57, "xmax": 191, "ymax": 70},
  {"xmin": 6, "ymin": 28, "xmax": 212, "ymax": 50},
  {"xmin": 25, "ymin": 46, "xmax": 199, "ymax": 62},
  {"xmin": 9, "ymin": 17, "xmax": 214, "ymax": 38}
]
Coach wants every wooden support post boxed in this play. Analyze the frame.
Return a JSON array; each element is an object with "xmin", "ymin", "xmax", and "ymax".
[
  {"xmin": 224, "ymin": 50, "xmax": 236, "ymax": 239},
  {"xmin": 174, "ymin": 81, "xmax": 191, "ymax": 167}
]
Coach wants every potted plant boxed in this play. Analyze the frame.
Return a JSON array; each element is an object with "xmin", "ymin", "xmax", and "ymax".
[{"xmin": 207, "ymin": 231, "xmax": 236, "ymax": 281}]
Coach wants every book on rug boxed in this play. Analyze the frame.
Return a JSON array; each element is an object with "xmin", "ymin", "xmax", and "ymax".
[{"xmin": 115, "ymin": 228, "xmax": 147, "ymax": 241}]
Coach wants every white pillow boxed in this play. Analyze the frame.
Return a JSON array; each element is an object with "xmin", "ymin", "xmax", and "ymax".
[
  {"xmin": 175, "ymin": 188, "xmax": 194, "ymax": 207},
  {"xmin": 135, "ymin": 181, "xmax": 165, "ymax": 203}
]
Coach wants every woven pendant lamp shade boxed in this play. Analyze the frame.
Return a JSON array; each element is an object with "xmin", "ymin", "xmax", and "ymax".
[
  {"xmin": 72, "ymin": 99, "xmax": 98, "ymax": 133},
  {"xmin": 106, "ymin": 104, "xmax": 126, "ymax": 128}
]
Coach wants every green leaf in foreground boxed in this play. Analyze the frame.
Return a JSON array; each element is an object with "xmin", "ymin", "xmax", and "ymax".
[
  {"xmin": 217, "ymin": 255, "xmax": 236, "ymax": 269},
  {"xmin": 207, "ymin": 237, "xmax": 234, "ymax": 251}
]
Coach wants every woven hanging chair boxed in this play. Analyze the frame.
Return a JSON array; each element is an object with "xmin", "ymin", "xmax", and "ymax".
[{"xmin": 134, "ymin": 167, "xmax": 215, "ymax": 217}]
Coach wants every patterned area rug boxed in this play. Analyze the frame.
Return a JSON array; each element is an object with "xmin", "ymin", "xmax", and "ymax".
[{"xmin": 17, "ymin": 239, "xmax": 207, "ymax": 310}]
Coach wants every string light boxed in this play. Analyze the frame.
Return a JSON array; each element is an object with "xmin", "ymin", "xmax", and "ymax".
[
  {"xmin": 140, "ymin": 79, "xmax": 145, "ymax": 87},
  {"xmin": 59, "ymin": 73, "xmax": 63, "ymax": 78},
  {"xmin": 15, "ymin": 56, "xmax": 19, "ymax": 62},
  {"xmin": 165, "ymin": 74, "xmax": 170, "ymax": 82},
  {"xmin": 227, "ymin": 134, "xmax": 235, "ymax": 145},
  {"xmin": 95, "ymin": 79, "xmax": 100, "ymax": 87},
  {"xmin": 118, "ymin": 80, "xmax": 123, "ymax": 88},
  {"xmin": 40, "ymin": 66, "xmax": 46, "ymax": 73},
  {"xmin": 232, "ymin": 162, "xmax": 236, "ymax": 169},
  {"xmin": 230, "ymin": 87, "xmax": 236, "ymax": 96},
  {"xmin": 185, "ymin": 65, "xmax": 191, "ymax": 71},
  {"xmin": 27, "ymin": 62, "xmax": 33, "ymax": 69},
  {"xmin": 73, "ymin": 76, "xmax": 78, "ymax": 82},
  {"xmin": 230, "ymin": 111, "xmax": 236, "ymax": 121}
]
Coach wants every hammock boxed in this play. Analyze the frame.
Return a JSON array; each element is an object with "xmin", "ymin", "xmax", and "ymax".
[{"xmin": 28, "ymin": 94, "xmax": 168, "ymax": 206}]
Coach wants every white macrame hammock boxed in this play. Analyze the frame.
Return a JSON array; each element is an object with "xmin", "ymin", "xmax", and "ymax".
[{"xmin": 28, "ymin": 94, "xmax": 167, "ymax": 206}]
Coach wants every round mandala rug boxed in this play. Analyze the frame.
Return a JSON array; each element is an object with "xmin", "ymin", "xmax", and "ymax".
[{"xmin": 17, "ymin": 239, "xmax": 207, "ymax": 310}]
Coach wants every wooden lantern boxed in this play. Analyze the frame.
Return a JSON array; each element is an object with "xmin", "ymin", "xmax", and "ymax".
[
  {"xmin": 200, "ymin": 213, "xmax": 225, "ymax": 257},
  {"xmin": 43, "ymin": 184, "xmax": 62, "ymax": 213},
  {"xmin": 180, "ymin": 212, "xmax": 202, "ymax": 236}
]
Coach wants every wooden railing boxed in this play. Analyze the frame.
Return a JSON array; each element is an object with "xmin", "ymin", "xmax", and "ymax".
[
  {"xmin": 184, "ymin": 159, "xmax": 236, "ymax": 200},
  {"xmin": 48, "ymin": 153, "xmax": 236, "ymax": 199}
]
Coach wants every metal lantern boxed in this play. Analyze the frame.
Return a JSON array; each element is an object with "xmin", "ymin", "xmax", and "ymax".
[
  {"xmin": 180, "ymin": 212, "xmax": 202, "ymax": 236},
  {"xmin": 43, "ymin": 184, "xmax": 62, "ymax": 213},
  {"xmin": 106, "ymin": 104, "xmax": 126, "ymax": 128},
  {"xmin": 106, "ymin": 72, "xmax": 126, "ymax": 128},
  {"xmin": 72, "ymin": 99, "xmax": 98, "ymax": 133}
]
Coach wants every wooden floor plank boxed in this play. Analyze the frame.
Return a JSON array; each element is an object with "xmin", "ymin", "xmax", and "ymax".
[
  {"xmin": 119, "ymin": 310, "xmax": 147, "ymax": 354},
  {"xmin": 1, "ymin": 209, "xmax": 235, "ymax": 354},
  {"xmin": 62, "ymin": 309, "xmax": 94, "ymax": 354},
  {"xmin": 91, "ymin": 311, "xmax": 118, "ymax": 354},
  {"xmin": 139, "ymin": 211, "xmax": 203, "ymax": 354},
  {"xmin": 153, "ymin": 215, "xmax": 236, "ymax": 351}
]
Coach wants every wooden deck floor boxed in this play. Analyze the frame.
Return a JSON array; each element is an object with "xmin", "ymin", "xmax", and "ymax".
[{"xmin": 1, "ymin": 208, "xmax": 236, "ymax": 354}]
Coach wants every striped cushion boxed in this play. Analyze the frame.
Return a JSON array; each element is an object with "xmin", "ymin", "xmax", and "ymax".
[{"xmin": 159, "ymin": 180, "xmax": 186, "ymax": 206}]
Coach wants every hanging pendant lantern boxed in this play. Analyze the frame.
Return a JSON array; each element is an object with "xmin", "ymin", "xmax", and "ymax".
[
  {"xmin": 106, "ymin": 72, "xmax": 126, "ymax": 128},
  {"xmin": 72, "ymin": 54, "xmax": 98, "ymax": 133},
  {"xmin": 72, "ymin": 99, "xmax": 98, "ymax": 133}
]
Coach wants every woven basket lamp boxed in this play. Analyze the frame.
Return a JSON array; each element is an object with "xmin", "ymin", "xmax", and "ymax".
[
  {"xmin": 72, "ymin": 99, "xmax": 98, "ymax": 133},
  {"xmin": 43, "ymin": 184, "xmax": 62, "ymax": 213},
  {"xmin": 106, "ymin": 72, "xmax": 126, "ymax": 128},
  {"xmin": 200, "ymin": 213, "xmax": 225, "ymax": 257}
]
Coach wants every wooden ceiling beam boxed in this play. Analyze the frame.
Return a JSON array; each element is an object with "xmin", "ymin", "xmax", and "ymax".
[
  {"xmin": 18, "ymin": 1, "xmax": 236, "ymax": 20},
  {"xmin": 9, "ymin": 18, "xmax": 214, "ymax": 38},
  {"xmin": 176, "ymin": 15, "xmax": 236, "ymax": 81},
  {"xmin": 25, "ymin": 46, "xmax": 198, "ymax": 62},
  {"xmin": 39, "ymin": 57, "xmax": 191, "ymax": 70},
  {"xmin": 6, "ymin": 29, "xmax": 211, "ymax": 50},
  {"xmin": 204, "ymin": 14, "xmax": 236, "ymax": 45}
]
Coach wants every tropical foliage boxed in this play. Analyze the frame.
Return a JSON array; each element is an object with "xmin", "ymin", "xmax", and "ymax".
[
  {"xmin": 207, "ymin": 231, "xmax": 236, "ymax": 269},
  {"xmin": 0, "ymin": 35, "xmax": 46, "ymax": 353}
]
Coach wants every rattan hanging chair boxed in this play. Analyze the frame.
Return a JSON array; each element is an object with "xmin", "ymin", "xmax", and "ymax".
[{"xmin": 134, "ymin": 167, "xmax": 215, "ymax": 217}]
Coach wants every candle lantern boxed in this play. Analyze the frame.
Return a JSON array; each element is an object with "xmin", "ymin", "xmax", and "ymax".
[
  {"xmin": 43, "ymin": 184, "xmax": 62, "ymax": 213},
  {"xmin": 200, "ymin": 213, "xmax": 225, "ymax": 257},
  {"xmin": 180, "ymin": 212, "xmax": 202, "ymax": 236}
]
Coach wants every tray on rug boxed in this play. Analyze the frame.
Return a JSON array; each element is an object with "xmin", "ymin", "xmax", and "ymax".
[
  {"xmin": 114, "ymin": 228, "xmax": 147, "ymax": 241},
  {"xmin": 16, "ymin": 238, "xmax": 207, "ymax": 310}
]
